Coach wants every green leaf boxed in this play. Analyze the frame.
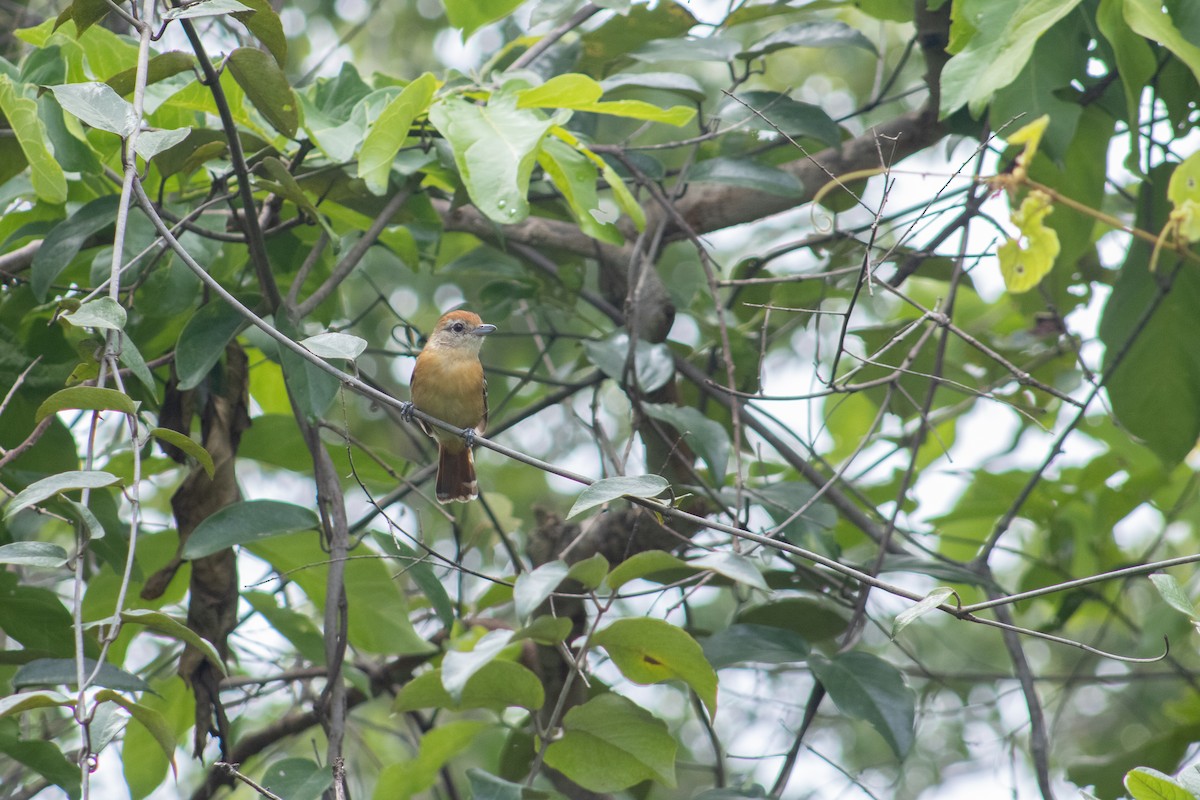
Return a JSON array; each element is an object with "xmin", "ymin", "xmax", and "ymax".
[
  {"xmin": 373, "ymin": 721, "xmax": 488, "ymax": 800},
  {"xmin": 442, "ymin": 0, "xmax": 526, "ymax": 38},
  {"xmin": 226, "ymin": 46, "xmax": 298, "ymax": 137},
  {"xmin": 602, "ymin": 161, "xmax": 646, "ymax": 231},
  {"xmin": 715, "ymin": 91, "xmax": 840, "ymax": 147},
  {"xmin": 0, "ymin": 732, "xmax": 80, "ymax": 800},
  {"xmin": 119, "ymin": 609, "xmax": 226, "ymax": 675},
  {"xmin": 701, "ymin": 623, "xmax": 809, "ymax": 669},
  {"xmin": 35, "ymin": 386, "xmax": 137, "ymax": 423},
  {"xmin": 642, "ymin": 402, "xmax": 730, "ymax": 484},
  {"xmin": 120, "ymin": 677, "xmax": 191, "ymax": 800},
  {"xmin": 161, "ymin": 0, "xmax": 253, "ymax": 20},
  {"xmin": 633, "ymin": 35, "xmax": 743, "ymax": 64},
  {"xmin": 466, "ymin": 770, "xmax": 550, "ymax": 800},
  {"xmin": 118, "ymin": 333, "xmax": 157, "ymax": 393},
  {"xmin": 13, "ymin": 657, "xmax": 152, "ymax": 693},
  {"xmin": 133, "ymin": 127, "xmax": 191, "ymax": 162},
  {"xmin": 428, "ymin": 94, "xmax": 556, "ymax": 224},
  {"xmin": 599, "ymin": 71, "xmax": 705, "ymax": 102},
  {"xmin": 181, "ymin": 500, "xmax": 319, "ymax": 559},
  {"xmin": 891, "ymin": 587, "xmax": 956, "ymax": 638},
  {"xmin": 441, "ymin": 629, "xmax": 514, "ymax": 700},
  {"xmin": 566, "ymin": 553, "xmax": 609, "ymax": 590},
  {"xmin": 1149, "ymin": 574, "xmax": 1197, "ymax": 620},
  {"xmin": 592, "ymin": 617, "xmax": 717, "ymax": 715},
  {"xmin": 0, "ymin": 542, "xmax": 69, "ymax": 568},
  {"xmin": 514, "ymin": 614, "xmax": 573, "ymax": 645},
  {"xmin": 809, "ymin": 651, "xmax": 914, "ymax": 759},
  {"xmin": 537, "ymin": 138, "xmax": 622, "ymax": 244},
  {"xmin": 689, "ymin": 551, "xmax": 768, "ymax": 591},
  {"xmin": 371, "ymin": 532, "xmax": 455, "ymax": 629},
  {"xmin": 259, "ymin": 758, "xmax": 332, "ymax": 800},
  {"xmin": 939, "ymin": 0, "xmax": 1084, "ymax": 116},
  {"xmin": 1124, "ymin": 0, "xmax": 1200, "ymax": 91},
  {"xmin": 513, "ymin": 559, "xmax": 569, "ymax": 620},
  {"xmin": 148, "ymin": 428, "xmax": 215, "ymax": 478},
  {"xmin": 94, "ymin": 690, "xmax": 176, "ymax": 775},
  {"xmin": 688, "ymin": 157, "xmax": 803, "ymax": 197},
  {"xmin": 175, "ymin": 299, "xmax": 249, "ymax": 391},
  {"xmin": 737, "ymin": 597, "xmax": 849, "ymax": 642},
  {"xmin": 1125, "ymin": 767, "xmax": 1197, "ymax": 800},
  {"xmin": 544, "ymin": 693, "xmax": 677, "ymax": 791},
  {"xmin": 0, "ymin": 75, "xmax": 66, "ymax": 204},
  {"xmin": 0, "ymin": 690, "xmax": 73, "ymax": 718},
  {"xmin": 517, "ymin": 74, "xmax": 603, "ymax": 108},
  {"xmin": 358, "ymin": 72, "xmax": 436, "ymax": 195},
  {"xmin": 394, "ymin": 660, "xmax": 544, "ymax": 713},
  {"xmin": 61, "ymin": 296, "xmax": 127, "ymax": 330},
  {"xmin": 582, "ymin": 332, "xmax": 675, "ymax": 392},
  {"xmin": 574, "ymin": 99, "xmax": 694, "ymax": 126},
  {"xmin": 300, "ymin": 331, "xmax": 368, "ymax": 360},
  {"xmin": 5, "ymin": 471, "xmax": 121, "ymax": 519},
  {"xmin": 606, "ymin": 551, "xmax": 690, "ymax": 589},
  {"xmin": 46, "ymin": 82, "xmax": 137, "ymax": 137},
  {"xmin": 231, "ymin": 0, "xmax": 288, "ymax": 67},
  {"xmin": 30, "ymin": 194, "xmax": 120, "ymax": 300},
  {"xmin": 105, "ymin": 51, "xmax": 196, "ymax": 97},
  {"xmin": 244, "ymin": 591, "xmax": 325, "ymax": 664},
  {"xmin": 568, "ymin": 474, "xmax": 670, "ymax": 518},
  {"xmin": 741, "ymin": 21, "xmax": 877, "ymax": 59}
]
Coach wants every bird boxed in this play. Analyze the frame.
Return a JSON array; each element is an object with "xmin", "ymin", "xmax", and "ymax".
[{"xmin": 409, "ymin": 309, "xmax": 496, "ymax": 503}]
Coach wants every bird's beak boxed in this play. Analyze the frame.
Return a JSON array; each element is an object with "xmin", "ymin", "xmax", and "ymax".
[{"xmin": 474, "ymin": 324, "xmax": 497, "ymax": 336}]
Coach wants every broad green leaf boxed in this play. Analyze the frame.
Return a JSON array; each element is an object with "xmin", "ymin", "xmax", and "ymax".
[
  {"xmin": 633, "ymin": 36, "xmax": 743, "ymax": 64},
  {"xmin": 441, "ymin": 629, "xmax": 514, "ymax": 700},
  {"xmin": 120, "ymin": 677, "xmax": 192, "ymax": 800},
  {"xmin": 0, "ymin": 690, "xmax": 73, "ymax": 718},
  {"xmin": 0, "ymin": 574, "xmax": 79, "ymax": 657},
  {"xmin": 599, "ymin": 71, "xmax": 705, "ymax": 102},
  {"xmin": 891, "ymin": 587, "xmax": 956, "ymax": 638},
  {"xmin": 105, "ymin": 51, "xmax": 196, "ymax": 96},
  {"xmin": 741, "ymin": 20, "xmax": 877, "ymax": 59},
  {"xmin": 226, "ymin": 46, "xmax": 298, "ymax": 137},
  {"xmin": 0, "ymin": 732, "xmax": 80, "ymax": 800},
  {"xmin": 148, "ymin": 428, "xmax": 215, "ymax": 478},
  {"xmin": 997, "ymin": 190, "xmax": 1059, "ymax": 293},
  {"xmin": 513, "ymin": 559, "xmax": 569, "ymax": 620},
  {"xmin": 259, "ymin": 758, "xmax": 332, "ymax": 800},
  {"xmin": 701, "ymin": 623, "xmax": 809, "ymax": 669},
  {"xmin": 260, "ymin": 156, "xmax": 323, "ymax": 222},
  {"xmin": 35, "ymin": 386, "xmax": 137, "ymax": 423},
  {"xmin": 13, "ymin": 657, "xmax": 152, "ymax": 693},
  {"xmin": 371, "ymin": 532, "xmax": 455, "ymax": 629},
  {"xmin": 161, "ymin": 0, "xmax": 253, "ymax": 20},
  {"xmin": 602, "ymin": 162, "xmax": 646, "ymax": 231},
  {"xmin": 175, "ymin": 299, "xmax": 250, "ymax": 391},
  {"xmin": 373, "ymin": 721, "xmax": 488, "ymax": 800},
  {"xmin": 0, "ymin": 542, "xmax": 69, "ymax": 568},
  {"xmin": 46, "ymin": 82, "xmax": 137, "ymax": 137},
  {"xmin": 231, "ymin": 0, "xmax": 288, "ymax": 66},
  {"xmin": 582, "ymin": 332, "xmax": 675, "ymax": 392},
  {"xmin": 300, "ymin": 331, "xmax": 368, "ymax": 360},
  {"xmin": 688, "ymin": 157, "xmax": 803, "ymax": 197},
  {"xmin": 642, "ymin": 403, "xmax": 730, "ymax": 484},
  {"xmin": 544, "ymin": 694, "xmax": 677, "ymax": 791},
  {"xmin": 592, "ymin": 617, "xmax": 717, "ymax": 715},
  {"xmin": 5, "ymin": 471, "xmax": 120, "ymax": 519},
  {"xmin": 358, "ymin": 72, "xmax": 436, "ymax": 195},
  {"xmin": 606, "ymin": 551, "xmax": 691, "ymax": 589},
  {"xmin": 94, "ymin": 690, "xmax": 176, "ymax": 775},
  {"xmin": 428, "ymin": 94, "xmax": 556, "ymax": 223},
  {"xmin": 0, "ymin": 75, "xmax": 67, "ymax": 204},
  {"xmin": 466, "ymin": 770, "xmax": 550, "ymax": 800},
  {"xmin": 118, "ymin": 332, "xmax": 157, "ymax": 392},
  {"xmin": 244, "ymin": 591, "xmax": 325, "ymax": 664},
  {"xmin": 566, "ymin": 553, "xmax": 609, "ymax": 590},
  {"xmin": 275, "ymin": 313, "xmax": 340, "ymax": 420},
  {"xmin": 809, "ymin": 651, "xmax": 914, "ymax": 759},
  {"xmin": 537, "ymin": 137, "xmax": 622, "ymax": 244},
  {"xmin": 443, "ymin": 0, "xmax": 526, "ymax": 38},
  {"xmin": 1149, "ymin": 574, "xmax": 1197, "ymax": 620},
  {"xmin": 1124, "ymin": 767, "xmax": 1196, "ymax": 800},
  {"xmin": 516, "ymin": 74, "xmax": 603, "ymax": 108},
  {"xmin": 737, "ymin": 597, "xmax": 849, "ymax": 642},
  {"xmin": 181, "ymin": 500, "xmax": 319, "ymax": 559},
  {"xmin": 394, "ymin": 660, "xmax": 544, "ymax": 713},
  {"xmin": 689, "ymin": 551, "xmax": 768, "ymax": 591},
  {"xmin": 939, "ymin": 0, "xmax": 1084, "ymax": 116},
  {"xmin": 30, "ymin": 194, "xmax": 120, "ymax": 300},
  {"xmin": 133, "ymin": 127, "xmax": 191, "ymax": 162},
  {"xmin": 514, "ymin": 615, "xmax": 572, "ymax": 645},
  {"xmin": 568, "ymin": 474, "xmax": 670, "ymax": 518},
  {"xmin": 715, "ymin": 90, "xmax": 841, "ymax": 147},
  {"xmin": 61, "ymin": 296, "xmax": 126, "ymax": 330},
  {"xmin": 119, "ymin": 610, "xmax": 226, "ymax": 674},
  {"xmin": 1124, "ymin": 0, "xmax": 1200, "ymax": 91},
  {"xmin": 574, "ymin": 99, "xmax": 694, "ymax": 126}
]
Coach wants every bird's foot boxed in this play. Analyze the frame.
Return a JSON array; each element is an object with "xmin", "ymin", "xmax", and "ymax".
[
  {"xmin": 462, "ymin": 428, "xmax": 477, "ymax": 448},
  {"xmin": 400, "ymin": 401, "xmax": 415, "ymax": 422}
]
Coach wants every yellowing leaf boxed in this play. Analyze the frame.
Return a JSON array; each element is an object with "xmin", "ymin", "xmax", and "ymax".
[
  {"xmin": 998, "ymin": 190, "xmax": 1059, "ymax": 293},
  {"xmin": 1168, "ymin": 152, "xmax": 1200, "ymax": 242},
  {"xmin": 1008, "ymin": 113, "xmax": 1049, "ymax": 182},
  {"xmin": 592, "ymin": 617, "xmax": 717, "ymax": 715}
]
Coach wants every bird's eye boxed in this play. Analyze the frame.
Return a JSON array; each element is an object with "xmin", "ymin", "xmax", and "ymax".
[{"xmin": 451, "ymin": 322, "xmax": 465, "ymax": 332}]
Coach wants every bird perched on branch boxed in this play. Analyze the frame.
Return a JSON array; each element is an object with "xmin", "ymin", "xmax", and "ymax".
[{"xmin": 409, "ymin": 309, "xmax": 496, "ymax": 503}]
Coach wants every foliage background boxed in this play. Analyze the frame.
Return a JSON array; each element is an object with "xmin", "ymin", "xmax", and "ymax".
[{"xmin": 2, "ymin": 1, "xmax": 1200, "ymax": 799}]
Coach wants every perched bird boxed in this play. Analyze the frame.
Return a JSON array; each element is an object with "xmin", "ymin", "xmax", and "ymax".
[{"xmin": 409, "ymin": 309, "xmax": 496, "ymax": 503}]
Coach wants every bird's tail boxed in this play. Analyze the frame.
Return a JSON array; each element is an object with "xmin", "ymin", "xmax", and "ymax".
[{"xmin": 436, "ymin": 445, "xmax": 477, "ymax": 503}]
